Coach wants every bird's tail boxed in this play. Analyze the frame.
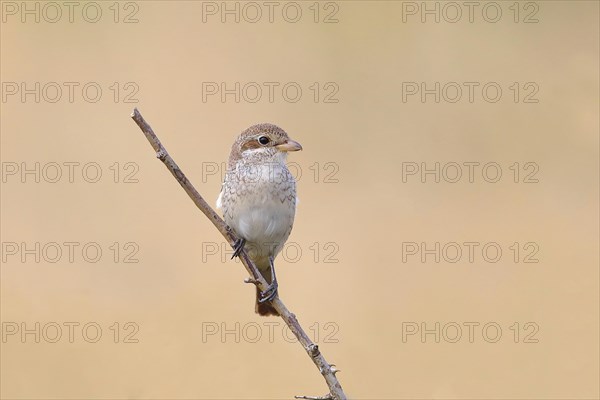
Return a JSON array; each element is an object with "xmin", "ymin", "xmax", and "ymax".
[
  {"xmin": 256, "ymin": 288, "xmax": 279, "ymax": 316},
  {"xmin": 255, "ymin": 263, "xmax": 279, "ymax": 317}
]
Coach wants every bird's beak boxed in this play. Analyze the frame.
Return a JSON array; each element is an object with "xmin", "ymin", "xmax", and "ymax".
[{"xmin": 276, "ymin": 139, "xmax": 303, "ymax": 152}]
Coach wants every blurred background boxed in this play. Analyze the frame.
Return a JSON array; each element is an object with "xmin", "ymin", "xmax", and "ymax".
[{"xmin": 1, "ymin": 1, "xmax": 598, "ymax": 399}]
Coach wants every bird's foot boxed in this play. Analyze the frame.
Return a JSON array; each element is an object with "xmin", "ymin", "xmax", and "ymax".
[
  {"xmin": 258, "ymin": 280, "xmax": 278, "ymax": 303},
  {"xmin": 231, "ymin": 238, "xmax": 246, "ymax": 259}
]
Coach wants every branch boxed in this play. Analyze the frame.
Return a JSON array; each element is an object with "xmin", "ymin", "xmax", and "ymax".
[{"xmin": 130, "ymin": 108, "xmax": 347, "ymax": 400}]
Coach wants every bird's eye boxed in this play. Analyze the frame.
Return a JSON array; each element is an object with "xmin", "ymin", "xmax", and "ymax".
[{"xmin": 258, "ymin": 136, "xmax": 270, "ymax": 145}]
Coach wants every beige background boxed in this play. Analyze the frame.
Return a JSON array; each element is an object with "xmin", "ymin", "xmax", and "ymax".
[{"xmin": 1, "ymin": 1, "xmax": 598, "ymax": 399}]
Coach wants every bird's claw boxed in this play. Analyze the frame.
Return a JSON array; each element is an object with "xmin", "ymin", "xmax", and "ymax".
[
  {"xmin": 258, "ymin": 281, "xmax": 278, "ymax": 303},
  {"xmin": 231, "ymin": 238, "xmax": 246, "ymax": 259}
]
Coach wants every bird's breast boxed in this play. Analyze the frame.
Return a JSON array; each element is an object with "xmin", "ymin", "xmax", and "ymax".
[{"xmin": 220, "ymin": 162, "xmax": 297, "ymax": 249}]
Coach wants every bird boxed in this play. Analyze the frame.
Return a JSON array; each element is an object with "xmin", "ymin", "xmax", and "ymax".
[{"xmin": 216, "ymin": 123, "xmax": 302, "ymax": 316}]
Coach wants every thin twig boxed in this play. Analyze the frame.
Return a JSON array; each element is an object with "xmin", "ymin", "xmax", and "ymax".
[{"xmin": 130, "ymin": 108, "xmax": 347, "ymax": 400}]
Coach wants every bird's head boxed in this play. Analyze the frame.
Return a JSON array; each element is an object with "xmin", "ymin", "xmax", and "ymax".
[{"xmin": 229, "ymin": 123, "xmax": 302, "ymax": 165}]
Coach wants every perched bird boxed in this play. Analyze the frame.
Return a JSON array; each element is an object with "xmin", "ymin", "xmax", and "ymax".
[{"xmin": 217, "ymin": 123, "xmax": 302, "ymax": 316}]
